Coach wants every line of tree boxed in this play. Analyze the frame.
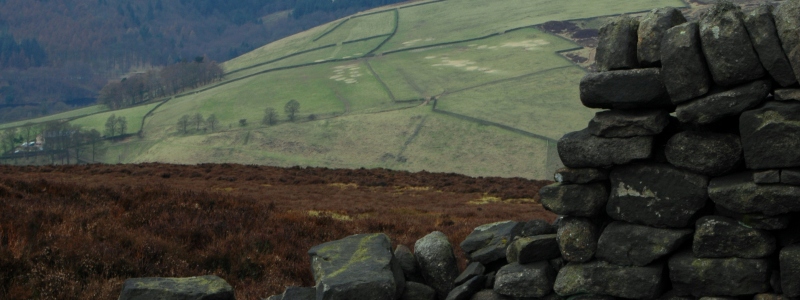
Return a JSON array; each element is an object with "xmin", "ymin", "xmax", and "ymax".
[
  {"xmin": 98, "ymin": 58, "xmax": 223, "ymax": 109},
  {"xmin": 177, "ymin": 112, "xmax": 218, "ymax": 134},
  {"xmin": 104, "ymin": 114, "xmax": 128, "ymax": 137},
  {"xmin": 1, "ymin": 121, "xmax": 105, "ymax": 165}
]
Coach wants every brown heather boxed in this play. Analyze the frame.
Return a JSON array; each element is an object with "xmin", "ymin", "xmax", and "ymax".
[{"xmin": 0, "ymin": 163, "xmax": 553, "ymax": 299}]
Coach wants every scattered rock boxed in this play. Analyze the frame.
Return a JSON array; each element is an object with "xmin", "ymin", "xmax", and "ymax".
[
  {"xmin": 506, "ymin": 234, "xmax": 561, "ymax": 264},
  {"xmin": 540, "ymin": 183, "xmax": 608, "ymax": 217},
  {"xmin": 554, "ymin": 168, "xmax": 608, "ymax": 184},
  {"xmin": 637, "ymin": 7, "xmax": 687, "ymax": 67},
  {"xmin": 669, "ymin": 251, "xmax": 771, "ymax": 297},
  {"xmin": 118, "ymin": 276, "xmax": 235, "ymax": 300},
  {"xmin": 661, "ymin": 21, "xmax": 711, "ymax": 103},
  {"xmin": 459, "ymin": 221, "xmax": 523, "ymax": 266},
  {"xmin": 494, "ymin": 261, "xmax": 556, "ymax": 298},
  {"xmin": 595, "ymin": 16, "xmax": 640, "ymax": 71},
  {"xmin": 554, "ymin": 260, "xmax": 665, "ymax": 299},
  {"xmin": 557, "ymin": 129, "xmax": 653, "ymax": 168},
  {"xmin": 740, "ymin": 101, "xmax": 800, "ymax": 169},
  {"xmin": 744, "ymin": 5, "xmax": 797, "ymax": 87},
  {"xmin": 587, "ymin": 109, "xmax": 669, "ymax": 138},
  {"xmin": 579, "ymin": 68, "xmax": 672, "ymax": 109},
  {"xmin": 557, "ymin": 217, "xmax": 598, "ymax": 263},
  {"xmin": 416, "ymin": 231, "xmax": 460, "ymax": 300},
  {"xmin": 664, "ymin": 131, "xmax": 742, "ymax": 176},
  {"xmin": 693, "ymin": 215, "xmax": 776, "ymax": 258},
  {"xmin": 699, "ymin": 2, "xmax": 765, "ymax": 86},
  {"xmin": 596, "ymin": 221, "xmax": 692, "ymax": 266},
  {"xmin": 780, "ymin": 244, "xmax": 800, "ymax": 297},
  {"xmin": 709, "ymin": 172, "xmax": 800, "ymax": 216},
  {"xmin": 676, "ymin": 80, "xmax": 771, "ymax": 125}
]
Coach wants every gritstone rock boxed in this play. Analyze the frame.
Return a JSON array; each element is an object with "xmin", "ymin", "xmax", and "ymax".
[
  {"xmin": 699, "ymin": 2, "xmax": 766, "ymax": 86},
  {"xmin": 553, "ymin": 260, "xmax": 665, "ymax": 299},
  {"xmin": 445, "ymin": 275, "xmax": 486, "ymax": 300},
  {"xmin": 401, "ymin": 282, "xmax": 437, "ymax": 300},
  {"xmin": 118, "ymin": 275, "xmax": 235, "ymax": 300},
  {"xmin": 493, "ymin": 261, "xmax": 556, "ymax": 298},
  {"xmin": 595, "ymin": 16, "xmax": 639, "ymax": 71},
  {"xmin": 782, "ymin": 169, "xmax": 800, "ymax": 185},
  {"xmin": 506, "ymin": 234, "xmax": 560, "ymax": 264},
  {"xmin": 754, "ymin": 170, "xmax": 781, "ymax": 184},
  {"xmin": 267, "ymin": 296, "xmax": 282, "ymax": 300},
  {"xmin": 774, "ymin": 88, "xmax": 800, "ymax": 101},
  {"xmin": 669, "ymin": 251, "xmax": 771, "ymax": 296},
  {"xmin": 595, "ymin": 221, "xmax": 692, "ymax": 267},
  {"xmin": 754, "ymin": 294, "xmax": 791, "ymax": 300},
  {"xmin": 658, "ymin": 290, "xmax": 695, "ymax": 300},
  {"xmin": 281, "ymin": 286, "xmax": 316, "ymax": 300},
  {"xmin": 608, "ymin": 163, "xmax": 709, "ymax": 228},
  {"xmin": 709, "ymin": 172, "xmax": 800, "ymax": 216},
  {"xmin": 308, "ymin": 233, "xmax": 405, "ymax": 300},
  {"xmin": 587, "ymin": 109, "xmax": 669, "ymax": 138},
  {"xmin": 664, "ymin": 131, "xmax": 742, "ymax": 177},
  {"xmin": 396, "ymin": 244, "xmax": 425, "ymax": 283},
  {"xmin": 580, "ymin": 68, "xmax": 671, "ymax": 109},
  {"xmin": 715, "ymin": 204, "xmax": 790, "ymax": 230},
  {"xmin": 774, "ymin": 0, "xmax": 800, "ymax": 84},
  {"xmin": 740, "ymin": 101, "xmax": 800, "ymax": 169},
  {"xmin": 454, "ymin": 262, "xmax": 485, "ymax": 287},
  {"xmin": 540, "ymin": 183, "xmax": 608, "ymax": 217},
  {"xmin": 416, "ymin": 231, "xmax": 460, "ymax": 300},
  {"xmin": 744, "ymin": 5, "xmax": 798, "ymax": 87},
  {"xmin": 554, "ymin": 168, "xmax": 608, "ymax": 184},
  {"xmin": 637, "ymin": 7, "xmax": 687, "ymax": 67},
  {"xmin": 780, "ymin": 244, "xmax": 800, "ymax": 297},
  {"xmin": 662, "ymin": 22, "xmax": 711, "ymax": 103},
  {"xmin": 557, "ymin": 217, "xmax": 598, "ymax": 263},
  {"xmin": 469, "ymin": 290, "xmax": 511, "ymax": 300},
  {"xmin": 557, "ymin": 129, "xmax": 653, "ymax": 168},
  {"xmin": 520, "ymin": 219, "xmax": 556, "ymax": 237},
  {"xmin": 676, "ymin": 80, "xmax": 771, "ymax": 125},
  {"xmin": 460, "ymin": 221, "xmax": 523, "ymax": 266},
  {"xmin": 692, "ymin": 215, "xmax": 776, "ymax": 258}
]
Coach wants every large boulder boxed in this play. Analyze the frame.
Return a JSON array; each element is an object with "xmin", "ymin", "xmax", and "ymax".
[
  {"xmin": 744, "ymin": 5, "xmax": 797, "ymax": 87},
  {"xmin": 118, "ymin": 276, "xmax": 235, "ymax": 300},
  {"xmin": 506, "ymin": 234, "xmax": 561, "ymax": 264},
  {"xmin": 308, "ymin": 233, "xmax": 405, "ymax": 300},
  {"xmin": 556, "ymin": 217, "xmax": 598, "ymax": 263},
  {"xmin": 494, "ymin": 261, "xmax": 556, "ymax": 298},
  {"xmin": 637, "ymin": 7, "xmax": 687, "ymax": 67},
  {"xmin": 607, "ymin": 163, "xmax": 709, "ymax": 228},
  {"xmin": 740, "ymin": 101, "xmax": 800, "ymax": 169},
  {"xmin": 675, "ymin": 80, "xmax": 771, "ymax": 126},
  {"xmin": 540, "ymin": 183, "xmax": 608, "ymax": 217},
  {"xmin": 780, "ymin": 244, "xmax": 800, "ymax": 297},
  {"xmin": 661, "ymin": 22, "xmax": 711, "ymax": 104},
  {"xmin": 579, "ymin": 68, "xmax": 671, "ymax": 109},
  {"xmin": 774, "ymin": 0, "xmax": 800, "ymax": 84},
  {"xmin": 401, "ymin": 282, "xmax": 437, "ymax": 300},
  {"xmin": 664, "ymin": 131, "xmax": 742, "ymax": 177},
  {"xmin": 698, "ymin": 2, "xmax": 765, "ymax": 86},
  {"xmin": 596, "ymin": 221, "xmax": 692, "ymax": 267},
  {"xmin": 557, "ymin": 129, "xmax": 653, "ymax": 168},
  {"xmin": 587, "ymin": 109, "xmax": 669, "ymax": 138},
  {"xmin": 554, "ymin": 168, "xmax": 608, "ymax": 184},
  {"xmin": 709, "ymin": 172, "xmax": 800, "ymax": 216},
  {"xmin": 553, "ymin": 260, "xmax": 665, "ymax": 299},
  {"xmin": 595, "ymin": 16, "xmax": 639, "ymax": 71},
  {"xmin": 416, "ymin": 231, "xmax": 460, "ymax": 300},
  {"xmin": 459, "ymin": 221, "xmax": 523, "ymax": 266},
  {"xmin": 669, "ymin": 251, "xmax": 771, "ymax": 296},
  {"xmin": 692, "ymin": 215, "xmax": 776, "ymax": 258}
]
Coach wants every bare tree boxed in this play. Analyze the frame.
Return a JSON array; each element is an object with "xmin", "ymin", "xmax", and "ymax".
[
  {"xmin": 193, "ymin": 113, "xmax": 204, "ymax": 131},
  {"xmin": 206, "ymin": 114, "xmax": 218, "ymax": 131},
  {"xmin": 117, "ymin": 116, "xmax": 128, "ymax": 136},
  {"xmin": 87, "ymin": 129, "xmax": 101, "ymax": 162},
  {"xmin": 262, "ymin": 107, "xmax": 278, "ymax": 125},
  {"xmin": 104, "ymin": 114, "xmax": 117, "ymax": 137},
  {"xmin": 177, "ymin": 115, "xmax": 190, "ymax": 134},
  {"xmin": 284, "ymin": 100, "xmax": 300, "ymax": 121}
]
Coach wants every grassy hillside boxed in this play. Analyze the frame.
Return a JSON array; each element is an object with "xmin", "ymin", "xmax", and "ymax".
[{"xmin": 2, "ymin": 0, "xmax": 687, "ymax": 179}]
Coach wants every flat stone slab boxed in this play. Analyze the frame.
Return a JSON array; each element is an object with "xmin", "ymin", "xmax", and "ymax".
[
  {"xmin": 540, "ymin": 182, "xmax": 608, "ymax": 217},
  {"xmin": 693, "ymin": 215, "xmax": 776, "ymax": 258},
  {"xmin": 662, "ymin": 22, "xmax": 711, "ymax": 103},
  {"xmin": 740, "ymin": 101, "xmax": 800, "ymax": 169},
  {"xmin": 587, "ymin": 109, "xmax": 669, "ymax": 138},
  {"xmin": 596, "ymin": 221, "xmax": 692, "ymax": 267},
  {"xmin": 774, "ymin": 88, "xmax": 800, "ymax": 101},
  {"xmin": 558, "ymin": 129, "xmax": 653, "ymax": 168},
  {"xmin": 580, "ymin": 68, "xmax": 671, "ymax": 109},
  {"xmin": 715, "ymin": 204, "xmax": 790, "ymax": 230},
  {"xmin": 709, "ymin": 172, "xmax": 800, "ymax": 216},
  {"xmin": 676, "ymin": 80, "xmax": 771, "ymax": 125},
  {"xmin": 554, "ymin": 260, "xmax": 665, "ymax": 299},
  {"xmin": 506, "ymin": 234, "xmax": 560, "ymax": 264},
  {"xmin": 699, "ymin": 2, "xmax": 766, "ymax": 86},
  {"xmin": 118, "ymin": 276, "xmax": 235, "ymax": 300},
  {"xmin": 669, "ymin": 251, "xmax": 771, "ymax": 297},
  {"xmin": 459, "ymin": 221, "xmax": 522, "ymax": 266},
  {"xmin": 595, "ymin": 16, "xmax": 639, "ymax": 71}
]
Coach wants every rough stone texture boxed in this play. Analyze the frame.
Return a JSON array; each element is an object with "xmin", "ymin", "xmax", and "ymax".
[
  {"xmin": 267, "ymin": 295, "xmax": 282, "ymax": 300},
  {"xmin": 494, "ymin": 261, "xmax": 555, "ymax": 298},
  {"xmin": 454, "ymin": 262, "xmax": 485, "ymax": 287},
  {"xmin": 709, "ymin": 172, "xmax": 800, "ymax": 216},
  {"xmin": 608, "ymin": 163, "xmax": 709, "ymax": 228},
  {"xmin": 281, "ymin": 286, "xmax": 315, "ymax": 300},
  {"xmin": 579, "ymin": 68, "xmax": 672, "ymax": 109},
  {"xmin": 744, "ymin": 5, "xmax": 798, "ymax": 87},
  {"xmin": 658, "ymin": 290, "xmax": 695, "ymax": 300},
  {"xmin": 662, "ymin": 22, "xmax": 711, "ymax": 104},
  {"xmin": 774, "ymin": 88, "xmax": 800, "ymax": 101},
  {"xmin": 556, "ymin": 217, "xmax": 598, "ymax": 263},
  {"xmin": 595, "ymin": 16, "xmax": 639, "ymax": 71},
  {"xmin": 415, "ymin": 231, "xmax": 460, "ymax": 300},
  {"xmin": 446, "ymin": 275, "xmax": 486, "ymax": 300},
  {"xmin": 715, "ymin": 204, "xmax": 790, "ymax": 230},
  {"xmin": 754, "ymin": 294, "xmax": 790, "ymax": 300},
  {"xmin": 309, "ymin": 233, "xmax": 404, "ymax": 300},
  {"xmin": 553, "ymin": 260, "xmax": 665, "ymax": 299},
  {"xmin": 699, "ymin": 2, "xmax": 766, "ymax": 86},
  {"xmin": 554, "ymin": 168, "xmax": 608, "ymax": 184},
  {"xmin": 780, "ymin": 244, "xmax": 800, "ymax": 297},
  {"xmin": 741, "ymin": 101, "xmax": 800, "ymax": 169},
  {"xmin": 774, "ymin": 0, "xmax": 800, "ymax": 84},
  {"xmin": 396, "ymin": 245, "xmax": 424, "ymax": 283},
  {"xmin": 693, "ymin": 215, "xmax": 776, "ymax": 258},
  {"xmin": 754, "ymin": 170, "xmax": 781, "ymax": 184},
  {"xmin": 664, "ymin": 131, "xmax": 742, "ymax": 176},
  {"xmin": 401, "ymin": 282, "xmax": 437, "ymax": 300},
  {"xmin": 596, "ymin": 221, "xmax": 692, "ymax": 267},
  {"xmin": 567, "ymin": 295, "xmax": 615, "ymax": 300},
  {"xmin": 540, "ymin": 183, "xmax": 608, "ymax": 217},
  {"xmin": 506, "ymin": 234, "xmax": 560, "ymax": 264},
  {"xmin": 557, "ymin": 129, "xmax": 653, "ymax": 168},
  {"xmin": 469, "ymin": 290, "xmax": 511, "ymax": 300},
  {"xmin": 118, "ymin": 276, "xmax": 235, "ymax": 300},
  {"xmin": 637, "ymin": 7, "xmax": 687, "ymax": 66},
  {"xmin": 782, "ymin": 169, "xmax": 800, "ymax": 185},
  {"xmin": 676, "ymin": 80, "xmax": 771, "ymax": 125},
  {"xmin": 587, "ymin": 109, "xmax": 669, "ymax": 138},
  {"xmin": 520, "ymin": 219, "xmax": 556, "ymax": 237},
  {"xmin": 460, "ymin": 221, "xmax": 523, "ymax": 266},
  {"xmin": 669, "ymin": 251, "xmax": 771, "ymax": 297}
]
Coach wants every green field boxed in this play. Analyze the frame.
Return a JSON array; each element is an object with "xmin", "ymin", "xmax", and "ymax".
[
  {"xmin": 70, "ymin": 102, "xmax": 162, "ymax": 135},
  {"xmin": 314, "ymin": 10, "xmax": 396, "ymax": 45},
  {"xmin": 0, "ymin": 105, "xmax": 108, "ymax": 129}
]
